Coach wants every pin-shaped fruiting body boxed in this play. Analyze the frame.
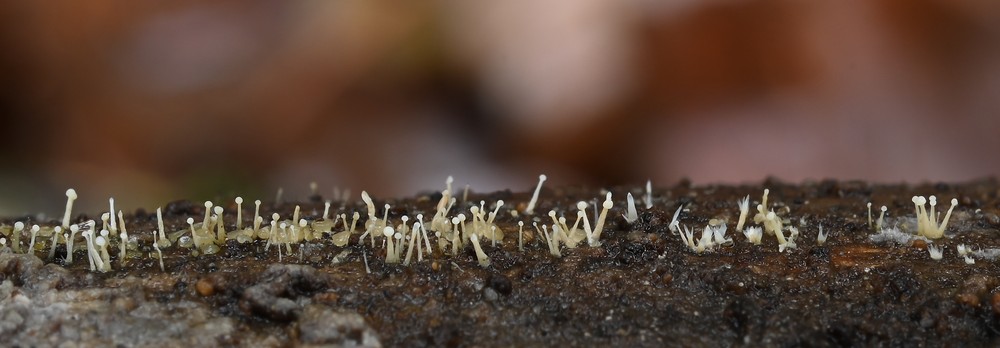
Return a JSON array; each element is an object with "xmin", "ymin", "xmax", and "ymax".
[
  {"xmin": 202, "ymin": 201, "xmax": 214, "ymax": 233},
  {"xmin": 66, "ymin": 224, "xmax": 80, "ymax": 263},
  {"xmin": 28, "ymin": 225, "xmax": 40, "ymax": 254},
  {"xmin": 590, "ymin": 192, "xmax": 613, "ymax": 247},
  {"xmin": 235, "ymin": 197, "xmax": 244, "ymax": 230},
  {"xmin": 911, "ymin": 196, "xmax": 958, "ymax": 239},
  {"xmin": 48, "ymin": 226, "xmax": 62, "ymax": 260},
  {"xmin": 624, "ymin": 193, "xmax": 639, "ymax": 224},
  {"xmin": 384, "ymin": 227, "xmax": 400, "ymax": 264},
  {"xmin": 361, "ymin": 191, "xmax": 376, "ymax": 220},
  {"xmin": 63, "ymin": 189, "xmax": 77, "ymax": 228},
  {"xmin": 867, "ymin": 202, "xmax": 873, "ymax": 229},
  {"xmin": 517, "ymin": 221, "xmax": 525, "ymax": 251},
  {"xmin": 156, "ymin": 208, "xmax": 170, "ymax": 247},
  {"xmin": 736, "ymin": 195, "xmax": 750, "ymax": 231},
  {"xmin": 525, "ymin": 174, "xmax": 547, "ymax": 215},
  {"xmin": 469, "ymin": 233, "xmax": 490, "ymax": 267},
  {"xmin": 214, "ymin": 206, "xmax": 226, "ymax": 243},
  {"xmin": 876, "ymin": 206, "xmax": 887, "ymax": 231},
  {"xmin": 117, "ymin": 211, "xmax": 129, "ymax": 260},
  {"xmin": 108, "ymin": 198, "xmax": 118, "ymax": 234}
]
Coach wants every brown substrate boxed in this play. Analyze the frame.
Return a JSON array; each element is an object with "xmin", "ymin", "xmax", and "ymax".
[{"xmin": 3, "ymin": 179, "xmax": 1000, "ymax": 346}]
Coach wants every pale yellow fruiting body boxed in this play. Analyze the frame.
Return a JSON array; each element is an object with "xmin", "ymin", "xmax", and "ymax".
[
  {"xmin": 62, "ymin": 189, "xmax": 77, "ymax": 229},
  {"xmin": 590, "ymin": 192, "xmax": 613, "ymax": 247},
  {"xmin": 876, "ymin": 206, "xmax": 887, "ymax": 231},
  {"xmin": 469, "ymin": 233, "xmax": 490, "ymax": 267},
  {"xmin": 912, "ymin": 196, "xmax": 958, "ymax": 239},
  {"xmin": 235, "ymin": 197, "xmax": 244, "ymax": 230},
  {"xmin": 28, "ymin": 225, "xmax": 40, "ymax": 254},
  {"xmin": 525, "ymin": 174, "xmax": 547, "ymax": 215},
  {"xmin": 48, "ymin": 226, "xmax": 62, "ymax": 260},
  {"xmin": 867, "ymin": 202, "xmax": 873, "ymax": 229},
  {"xmin": 108, "ymin": 198, "xmax": 118, "ymax": 234}
]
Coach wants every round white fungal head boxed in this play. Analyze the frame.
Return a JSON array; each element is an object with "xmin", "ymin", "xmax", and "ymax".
[
  {"xmin": 458, "ymin": 213, "xmax": 466, "ymax": 221},
  {"xmin": 31, "ymin": 225, "xmax": 39, "ymax": 233},
  {"xmin": 100, "ymin": 229, "xmax": 109, "ymax": 238},
  {"xmin": 402, "ymin": 216, "xmax": 409, "ymax": 223},
  {"xmin": 447, "ymin": 176, "xmax": 454, "ymax": 185},
  {"xmin": 299, "ymin": 219, "xmax": 307, "ymax": 227},
  {"xmin": 451, "ymin": 217, "xmax": 460, "ymax": 224},
  {"xmin": 548, "ymin": 210, "xmax": 557, "ymax": 218},
  {"xmin": 214, "ymin": 206, "xmax": 224, "ymax": 215},
  {"xmin": 559, "ymin": 217, "xmax": 567, "ymax": 224},
  {"xmin": 881, "ymin": 206, "xmax": 887, "ymax": 212},
  {"xmin": 96, "ymin": 236, "xmax": 107, "ymax": 247},
  {"xmin": 470, "ymin": 233, "xmax": 479, "ymax": 242},
  {"xmin": 255, "ymin": 199, "xmax": 261, "ymax": 206},
  {"xmin": 929, "ymin": 196, "xmax": 937, "ymax": 205},
  {"xmin": 395, "ymin": 233, "xmax": 402, "ymax": 240},
  {"xmin": 518, "ymin": 221, "xmax": 524, "ymax": 227},
  {"xmin": 187, "ymin": 218, "xmax": 195, "ymax": 225},
  {"xmin": 416, "ymin": 214, "xmax": 423, "ymax": 220},
  {"xmin": 101, "ymin": 213, "xmax": 110, "ymax": 221},
  {"xmin": 272, "ymin": 213, "xmax": 280, "ymax": 221},
  {"xmin": 496, "ymin": 200, "xmax": 504, "ymax": 208},
  {"xmin": 279, "ymin": 222, "xmax": 287, "ymax": 229},
  {"xmin": 577, "ymin": 201, "xmax": 588, "ymax": 211},
  {"xmin": 911, "ymin": 196, "xmax": 919, "ymax": 204},
  {"xmin": 256, "ymin": 216, "xmax": 263, "ymax": 223},
  {"xmin": 383, "ymin": 227, "xmax": 394, "ymax": 238},
  {"xmin": 70, "ymin": 225, "xmax": 79, "ymax": 233},
  {"xmin": 539, "ymin": 174, "xmax": 547, "ymax": 182},
  {"xmin": 204, "ymin": 201, "xmax": 213, "ymax": 209},
  {"xmin": 66, "ymin": 188, "xmax": 78, "ymax": 200},
  {"xmin": 235, "ymin": 197, "xmax": 243, "ymax": 204},
  {"xmin": 951, "ymin": 198, "xmax": 958, "ymax": 205},
  {"xmin": 1, "ymin": 238, "xmax": 6, "ymax": 245},
  {"xmin": 867, "ymin": 202, "xmax": 871, "ymax": 208},
  {"xmin": 120, "ymin": 233, "xmax": 127, "ymax": 240},
  {"xmin": 470, "ymin": 206, "xmax": 479, "ymax": 214},
  {"xmin": 14, "ymin": 222, "xmax": 24, "ymax": 230},
  {"xmin": 384, "ymin": 204, "xmax": 390, "ymax": 210},
  {"xmin": 766, "ymin": 212, "xmax": 776, "ymax": 220},
  {"xmin": 54, "ymin": 226, "xmax": 62, "ymax": 233},
  {"xmin": 603, "ymin": 194, "xmax": 614, "ymax": 209},
  {"xmin": 918, "ymin": 196, "xmax": 927, "ymax": 205}
]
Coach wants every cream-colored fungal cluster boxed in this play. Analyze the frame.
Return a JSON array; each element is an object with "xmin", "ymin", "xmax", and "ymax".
[{"xmin": 0, "ymin": 178, "xmax": 970, "ymax": 273}]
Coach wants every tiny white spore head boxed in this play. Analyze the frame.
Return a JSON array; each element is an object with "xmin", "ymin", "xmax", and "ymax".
[
  {"xmin": 66, "ymin": 188, "xmax": 78, "ymax": 199},
  {"xmin": 383, "ymin": 227, "xmax": 394, "ymax": 238},
  {"xmin": 577, "ymin": 201, "xmax": 588, "ymax": 211},
  {"xmin": 235, "ymin": 197, "xmax": 243, "ymax": 204},
  {"xmin": 204, "ymin": 201, "xmax": 213, "ymax": 208},
  {"xmin": 187, "ymin": 217, "xmax": 195, "ymax": 225},
  {"xmin": 214, "ymin": 206, "xmax": 224, "ymax": 215},
  {"xmin": 14, "ymin": 222, "xmax": 24, "ymax": 230}
]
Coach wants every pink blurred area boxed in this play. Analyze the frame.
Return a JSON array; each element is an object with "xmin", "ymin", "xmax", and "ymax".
[{"xmin": 0, "ymin": 0, "xmax": 998, "ymax": 215}]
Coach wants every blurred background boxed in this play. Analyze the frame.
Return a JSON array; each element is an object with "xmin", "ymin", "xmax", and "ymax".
[{"xmin": 1, "ymin": 0, "xmax": 999, "ymax": 216}]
